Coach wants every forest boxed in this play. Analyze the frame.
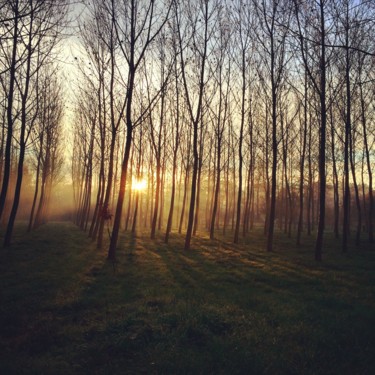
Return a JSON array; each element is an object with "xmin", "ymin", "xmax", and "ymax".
[{"xmin": 1, "ymin": 0, "xmax": 375, "ymax": 374}]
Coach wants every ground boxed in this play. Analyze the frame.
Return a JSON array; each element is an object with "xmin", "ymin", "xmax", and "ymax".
[{"xmin": 0, "ymin": 222, "xmax": 374, "ymax": 374}]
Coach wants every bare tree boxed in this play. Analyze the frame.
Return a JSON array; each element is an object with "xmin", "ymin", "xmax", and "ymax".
[
  {"xmin": 107, "ymin": 0, "xmax": 171, "ymax": 260},
  {"xmin": 254, "ymin": 0, "xmax": 291, "ymax": 252}
]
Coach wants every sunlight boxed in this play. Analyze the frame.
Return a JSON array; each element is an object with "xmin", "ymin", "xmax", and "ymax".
[{"xmin": 132, "ymin": 178, "xmax": 147, "ymax": 191}]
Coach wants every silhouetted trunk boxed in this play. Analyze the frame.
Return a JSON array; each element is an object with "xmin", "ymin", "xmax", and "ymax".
[
  {"xmin": 210, "ymin": 141, "xmax": 221, "ymax": 239},
  {"xmin": 165, "ymin": 145, "xmax": 178, "ymax": 242},
  {"xmin": 158, "ymin": 152, "xmax": 166, "ymax": 231},
  {"xmin": 108, "ymin": 124, "xmax": 132, "ymax": 260},
  {"xmin": 223, "ymin": 133, "xmax": 230, "ymax": 236},
  {"xmin": 185, "ymin": 125, "xmax": 199, "ymax": 249},
  {"xmin": 125, "ymin": 149, "xmax": 134, "ymax": 231},
  {"xmin": 307, "ymin": 116, "xmax": 313, "ymax": 236},
  {"xmin": 264, "ymin": 106, "xmax": 270, "ymax": 236},
  {"xmin": 193, "ymin": 147, "xmax": 203, "ymax": 236},
  {"xmin": 281, "ymin": 113, "xmax": 292, "ymax": 238},
  {"xmin": 235, "ymin": 52, "xmax": 246, "ymax": 243},
  {"xmin": 179, "ymin": 165, "xmax": 189, "ymax": 234},
  {"xmin": 4, "ymin": 6, "xmax": 34, "ymax": 246},
  {"xmin": 151, "ymin": 156, "xmax": 161, "ymax": 239},
  {"xmin": 359, "ymin": 75, "xmax": 373, "ymax": 243},
  {"xmin": 97, "ymin": 136, "xmax": 117, "ymax": 249},
  {"xmin": 132, "ymin": 129, "xmax": 143, "ymax": 234},
  {"xmin": 98, "ymin": 14, "xmax": 119, "ymax": 248},
  {"xmin": 4, "ymin": 139, "xmax": 25, "ymax": 247},
  {"xmin": 0, "ymin": 0, "xmax": 19, "ymax": 220},
  {"xmin": 330, "ymin": 105, "xmax": 339, "ymax": 239},
  {"xmin": 107, "ymin": 39, "xmax": 136, "ymax": 260},
  {"xmin": 350, "ymin": 134, "xmax": 361, "ymax": 246},
  {"xmin": 89, "ymin": 164, "xmax": 105, "ymax": 239},
  {"xmin": 297, "ymin": 73, "xmax": 308, "ymax": 245},
  {"xmin": 342, "ymin": 22, "xmax": 351, "ymax": 253},
  {"xmin": 243, "ymin": 163, "xmax": 251, "ymax": 237},
  {"xmin": 267, "ymin": 66, "xmax": 277, "ymax": 252},
  {"xmin": 90, "ymin": 74, "xmax": 107, "ymax": 239},
  {"xmin": 314, "ymin": 1, "xmax": 327, "ymax": 262},
  {"xmin": 28, "ymin": 135, "xmax": 43, "ymax": 232}
]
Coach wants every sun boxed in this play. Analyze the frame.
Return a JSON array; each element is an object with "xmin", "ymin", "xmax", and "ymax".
[{"xmin": 132, "ymin": 178, "xmax": 147, "ymax": 191}]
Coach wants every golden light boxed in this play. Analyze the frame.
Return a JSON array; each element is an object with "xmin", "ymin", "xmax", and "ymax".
[{"xmin": 132, "ymin": 178, "xmax": 147, "ymax": 191}]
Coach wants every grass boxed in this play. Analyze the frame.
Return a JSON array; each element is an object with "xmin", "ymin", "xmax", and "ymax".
[{"xmin": 0, "ymin": 222, "xmax": 374, "ymax": 374}]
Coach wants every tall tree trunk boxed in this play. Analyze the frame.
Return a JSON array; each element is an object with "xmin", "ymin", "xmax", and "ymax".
[
  {"xmin": 210, "ymin": 141, "xmax": 221, "ymax": 239},
  {"xmin": 179, "ymin": 165, "xmax": 189, "ymax": 234},
  {"xmin": 350, "ymin": 134, "xmax": 361, "ymax": 246},
  {"xmin": 359, "ymin": 79, "xmax": 373, "ymax": 243},
  {"xmin": 0, "ymin": 0, "xmax": 19, "ymax": 220},
  {"xmin": 235, "ymin": 53, "xmax": 246, "ymax": 243},
  {"xmin": 314, "ymin": 1, "xmax": 327, "ymax": 261},
  {"xmin": 267, "ymin": 60, "xmax": 278, "ymax": 252},
  {"xmin": 330, "ymin": 105, "xmax": 340, "ymax": 239},
  {"xmin": 297, "ymin": 75, "xmax": 308, "ymax": 245},
  {"xmin": 28, "ymin": 137, "xmax": 43, "ymax": 232},
  {"xmin": 151, "ymin": 157, "xmax": 161, "ymax": 239},
  {"xmin": 165, "ymin": 146, "xmax": 178, "ymax": 243}
]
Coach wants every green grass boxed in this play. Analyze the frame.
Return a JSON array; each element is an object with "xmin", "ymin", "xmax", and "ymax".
[{"xmin": 0, "ymin": 222, "xmax": 374, "ymax": 374}]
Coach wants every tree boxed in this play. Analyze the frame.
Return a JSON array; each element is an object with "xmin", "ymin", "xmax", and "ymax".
[
  {"xmin": 176, "ymin": 0, "xmax": 214, "ymax": 250},
  {"xmin": 107, "ymin": 0, "xmax": 171, "ymax": 260},
  {"xmin": 294, "ymin": 0, "xmax": 331, "ymax": 261},
  {"xmin": 254, "ymin": 0, "xmax": 291, "ymax": 252}
]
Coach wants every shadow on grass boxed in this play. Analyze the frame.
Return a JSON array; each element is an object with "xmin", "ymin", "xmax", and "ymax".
[{"xmin": 0, "ymin": 222, "xmax": 374, "ymax": 374}]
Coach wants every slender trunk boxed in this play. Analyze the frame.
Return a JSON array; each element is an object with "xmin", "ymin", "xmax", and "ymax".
[
  {"xmin": 193, "ymin": 142, "xmax": 203, "ymax": 236},
  {"xmin": 267, "ymin": 63, "xmax": 278, "ymax": 252},
  {"xmin": 330, "ymin": 105, "xmax": 339, "ymax": 239},
  {"xmin": 235, "ymin": 55, "xmax": 245, "ymax": 243},
  {"xmin": 314, "ymin": 1, "xmax": 327, "ymax": 261},
  {"xmin": 184, "ymin": 125, "xmax": 199, "ymax": 250},
  {"xmin": 183, "ymin": 1, "xmax": 208, "ymax": 250},
  {"xmin": 264, "ymin": 106, "xmax": 270, "ymax": 236},
  {"xmin": 297, "ymin": 76, "xmax": 308, "ymax": 245},
  {"xmin": 4, "ymin": 142, "xmax": 25, "ymax": 246},
  {"xmin": 223, "ymin": 138, "xmax": 230, "ymax": 235},
  {"xmin": 4, "ymin": 6, "xmax": 34, "ymax": 245},
  {"xmin": 28, "ymin": 142, "xmax": 43, "ymax": 232},
  {"xmin": 243, "ymin": 164, "xmax": 251, "ymax": 237},
  {"xmin": 107, "ymin": 37, "xmax": 136, "ymax": 260},
  {"xmin": 97, "ymin": 136, "xmax": 117, "ymax": 249},
  {"xmin": 179, "ymin": 165, "xmax": 189, "ymax": 234},
  {"xmin": 343, "ymin": 12, "xmax": 351, "ymax": 253},
  {"xmin": 124, "ymin": 150, "xmax": 134, "ymax": 231},
  {"xmin": 158, "ymin": 155, "xmax": 166, "ymax": 231},
  {"xmin": 151, "ymin": 158, "xmax": 161, "ymax": 239},
  {"xmin": 210, "ymin": 142, "xmax": 221, "ymax": 239},
  {"xmin": 0, "ymin": 1, "xmax": 19, "ymax": 220},
  {"xmin": 360, "ymin": 80, "xmax": 373, "ymax": 243},
  {"xmin": 165, "ymin": 149, "xmax": 177, "ymax": 243},
  {"xmin": 350, "ymin": 134, "xmax": 361, "ymax": 246}
]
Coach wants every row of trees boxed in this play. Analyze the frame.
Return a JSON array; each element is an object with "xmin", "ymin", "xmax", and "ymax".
[
  {"xmin": 2, "ymin": 1, "xmax": 373, "ymax": 260},
  {"xmin": 71, "ymin": 0, "xmax": 375, "ymax": 261},
  {"xmin": 0, "ymin": 0, "xmax": 67, "ymax": 245}
]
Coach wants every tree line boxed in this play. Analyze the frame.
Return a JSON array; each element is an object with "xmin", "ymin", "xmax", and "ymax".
[{"xmin": 1, "ymin": 0, "xmax": 374, "ymax": 262}]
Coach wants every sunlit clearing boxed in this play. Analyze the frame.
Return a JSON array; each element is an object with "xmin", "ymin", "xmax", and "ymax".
[{"xmin": 132, "ymin": 179, "xmax": 147, "ymax": 191}]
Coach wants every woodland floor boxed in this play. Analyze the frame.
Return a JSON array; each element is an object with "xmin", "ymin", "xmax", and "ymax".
[{"xmin": 0, "ymin": 222, "xmax": 374, "ymax": 374}]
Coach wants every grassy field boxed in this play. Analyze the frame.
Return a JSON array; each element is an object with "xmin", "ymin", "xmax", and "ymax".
[{"xmin": 0, "ymin": 222, "xmax": 374, "ymax": 374}]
